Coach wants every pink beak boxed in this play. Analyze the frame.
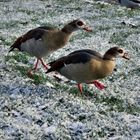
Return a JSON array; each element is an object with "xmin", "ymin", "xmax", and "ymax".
[
  {"xmin": 83, "ymin": 25, "xmax": 92, "ymax": 32},
  {"xmin": 122, "ymin": 52, "xmax": 130, "ymax": 60}
]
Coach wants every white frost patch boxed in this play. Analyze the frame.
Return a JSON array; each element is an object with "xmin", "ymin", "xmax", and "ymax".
[
  {"xmin": 68, "ymin": 122, "xmax": 87, "ymax": 132},
  {"xmin": 0, "ymin": 0, "xmax": 140, "ymax": 139},
  {"xmin": 0, "ymin": 63, "xmax": 7, "ymax": 69},
  {"xmin": 45, "ymin": 82, "xmax": 54, "ymax": 88},
  {"xmin": 42, "ymin": 123, "xmax": 57, "ymax": 134},
  {"xmin": 112, "ymin": 113, "xmax": 140, "ymax": 138}
]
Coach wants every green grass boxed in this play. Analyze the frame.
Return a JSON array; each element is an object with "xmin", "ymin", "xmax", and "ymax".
[
  {"xmin": 53, "ymin": 81, "xmax": 70, "ymax": 92},
  {"xmin": 17, "ymin": 9, "xmax": 34, "ymax": 15},
  {"xmin": 0, "ymin": 36, "xmax": 12, "ymax": 46},
  {"xmin": 6, "ymin": 53, "xmax": 53, "ymax": 85},
  {"xmin": 95, "ymin": 2, "xmax": 111, "ymax": 9},
  {"xmin": 14, "ymin": 65, "xmax": 29, "ymax": 76},
  {"xmin": 14, "ymin": 65, "xmax": 50, "ymax": 85},
  {"xmin": 57, "ymin": 0, "xmax": 75, "ymax": 5},
  {"xmin": 0, "ymin": 21, "xmax": 19, "ymax": 29},
  {"xmin": 32, "ymin": 73, "xmax": 49, "ymax": 85},
  {"xmin": 109, "ymin": 29, "xmax": 140, "ymax": 45},
  {"xmin": 95, "ymin": 96, "xmax": 140, "ymax": 115},
  {"xmin": 69, "ymin": 87, "xmax": 80, "ymax": 95},
  {"xmin": 91, "ymin": 2, "xmax": 140, "ymax": 19},
  {"xmin": 6, "ymin": 53, "xmax": 29, "ymax": 64}
]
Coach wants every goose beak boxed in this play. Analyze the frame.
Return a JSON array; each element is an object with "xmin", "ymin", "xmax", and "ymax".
[
  {"xmin": 122, "ymin": 52, "xmax": 130, "ymax": 60},
  {"xmin": 82, "ymin": 25, "xmax": 92, "ymax": 32}
]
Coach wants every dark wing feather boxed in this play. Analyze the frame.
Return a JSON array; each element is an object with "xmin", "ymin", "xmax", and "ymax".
[
  {"xmin": 9, "ymin": 28, "xmax": 46, "ymax": 52},
  {"xmin": 69, "ymin": 49, "xmax": 103, "ymax": 59},
  {"xmin": 118, "ymin": 0, "xmax": 121, "ymax": 3},
  {"xmin": 9, "ymin": 36, "xmax": 23, "ymax": 52},
  {"xmin": 37, "ymin": 26, "xmax": 57, "ymax": 30},
  {"xmin": 22, "ymin": 28, "xmax": 46, "ymax": 41},
  {"xmin": 47, "ymin": 51, "xmax": 95, "ymax": 73},
  {"xmin": 22, "ymin": 26, "xmax": 57, "ymax": 41},
  {"xmin": 47, "ymin": 56, "xmax": 67, "ymax": 73},
  {"xmin": 9, "ymin": 26, "xmax": 57, "ymax": 52},
  {"xmin": 130, "ymin": 0, "xmax": 140, "ymax": 3}
]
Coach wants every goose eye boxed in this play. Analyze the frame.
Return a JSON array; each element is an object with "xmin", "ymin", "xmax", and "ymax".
[
  {"xmin": 77, "ymin": 21, "xmax": 84, "ymax": 26},
  {"xmin": 118, "ymin": 49, "xmax": 123, "ymax": 54}
]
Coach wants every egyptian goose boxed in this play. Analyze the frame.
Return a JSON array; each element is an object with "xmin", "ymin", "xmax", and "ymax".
[
  {"xmin": 46, "ymin": 47, "xmax": 129, "ymax": 93},
  {"xmin": 9, "ymin": 19, "xmax": 92, "ymax": 75},
  {"xmin": 118, "ymin": 0, "xmax": 140, "ymax": 8}
]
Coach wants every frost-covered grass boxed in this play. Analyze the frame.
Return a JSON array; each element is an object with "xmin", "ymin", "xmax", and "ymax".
[{"xmin": 0, "ymin": 0, "xmax": 140, "ymax": 139}]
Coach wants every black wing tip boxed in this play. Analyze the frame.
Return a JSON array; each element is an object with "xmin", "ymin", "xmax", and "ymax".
[
  {"xmin": 45, "ymin": 69, "xmax": 50, "ymax": 73},
  {"xmin": 45, "ymin": 62, "xmax": 55, "ymax": 74},
  {"xmin": 9, "ymin": 47, "xmax": 14, "ymax": 53},
  {"xmin": 45, "ymin": 68, "xmax": 53, "ymax": 74}
]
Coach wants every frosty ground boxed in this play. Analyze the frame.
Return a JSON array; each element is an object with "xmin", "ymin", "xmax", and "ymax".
[{"xmin": 0, "ymin": 0, "xmax": 140, "ymax": 139}]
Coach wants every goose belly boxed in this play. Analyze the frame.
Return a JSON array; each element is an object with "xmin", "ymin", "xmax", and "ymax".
[
  {"xmin": 20, "ymin": 39, "xmax": 49, "ymax": 58},
  {"xmin": 59, "ymin": 63, "xmax": 95, "ymax": 83}
]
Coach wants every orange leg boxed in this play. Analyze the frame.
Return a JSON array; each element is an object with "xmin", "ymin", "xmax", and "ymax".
[
  {"xmin": 92, "ymin": 80, "xmax": 106, "ymax": 90},
  {"xmin": 77, "ymin": 83, "xmax": 83, "ymax": 94},
  {"xmin": 28, "ymin": 58, "xmax": 49, "ymax": 77},
  {"xmin": 28, "ymin": 59, "xmax": 39, "ymax": 76},
  {"xmin": 39, "ymin": 58, "xmax": 49, "ymax": 70}
]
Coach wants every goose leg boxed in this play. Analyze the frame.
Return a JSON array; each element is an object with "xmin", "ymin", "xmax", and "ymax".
[
  {"xmin": 77, "ymin": 83, "xmax": 83, "ymax": 94},
  {"xmin": 39, "ymin": 58, "xmax": 49, "ymax": 70},
  {"xmin": 28, "ymin": 59, "xmax": 39, "ymax": 76},
  {"xmin": 87, "ymin": 80, "xmax": 106, "ymax": 90},
  {"xmin": 92, "ymin": 80, "xmax": 106, "ymax": 90}
]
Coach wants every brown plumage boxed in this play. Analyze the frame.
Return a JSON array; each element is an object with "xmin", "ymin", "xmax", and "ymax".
[
  {"xmin": 46, "ymin": 47, "xmax": 129, "ymax": 93},
  {"xmin": 9, "ymin": 19, "xmax": 92, "ymax": 75}
]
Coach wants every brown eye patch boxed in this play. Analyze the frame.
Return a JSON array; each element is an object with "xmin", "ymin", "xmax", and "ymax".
[
  {"xmin": 118, "ymin": 49, "xmax": 123, "ymax": 53},
  {"xmin": 77, "ymin": 21, "xmax": 84, "ymax": 26}
]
